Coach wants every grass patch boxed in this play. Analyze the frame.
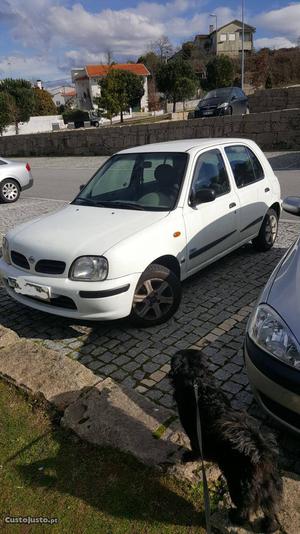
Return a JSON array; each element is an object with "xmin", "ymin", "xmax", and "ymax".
[{"xmin": 0, "ymin": 378, "xmax": 208, "ymax": 533}]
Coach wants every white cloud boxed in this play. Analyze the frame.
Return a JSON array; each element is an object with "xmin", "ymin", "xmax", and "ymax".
[
  {"xmin": 1, "ymin": 0, "xmax": 298, "ymax": 80},
  {"xmin": 255, "ymin": 36, "xmax": 296, "ymax": 50},
  {"xmin": 0, "ymin": 53, "xmax": 62, "ymax": 80},
  {"xmin": 254, "ymin": 4, "xmax": 300, "ymax": 40}
]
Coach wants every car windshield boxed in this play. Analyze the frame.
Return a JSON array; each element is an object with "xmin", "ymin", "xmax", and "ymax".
[
  {"xmin": 203, "ymin": 88, "xmax": 232, "ymax": 100},
  {"xmin": 73, "ymin": 152, "xmax": 188, "ymax": 211}
]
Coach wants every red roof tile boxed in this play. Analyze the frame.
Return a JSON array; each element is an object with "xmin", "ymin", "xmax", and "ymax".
[{"xmin": 86, "ymin": 64, "xmax": 150, "ymax": 77}]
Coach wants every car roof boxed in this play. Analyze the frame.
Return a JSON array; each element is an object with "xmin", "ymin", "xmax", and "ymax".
[{"xmin": 119, "ymin": 138, "xmax": 256, "ymax": 154}]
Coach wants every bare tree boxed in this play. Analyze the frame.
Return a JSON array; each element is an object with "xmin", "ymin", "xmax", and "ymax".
[
  {"xmin": 149, "ymin": 35, "xmax": 174, "ymax": 62},
  {"xmin": 104, "ymin": 48, "xmax": 114, "ymax": 65}
]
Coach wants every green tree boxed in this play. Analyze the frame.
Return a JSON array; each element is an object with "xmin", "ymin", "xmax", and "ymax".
[
  {"xmin": 33, "ymin": 87, "xmax": 57, "ymax": 116},
  {"xmin": 0, "ymin": 79, "xmax": 35, "ymax": 134},
  {"xmin": 204, "ymin": 55, "xmax": 235, "ymax": 90},
  {"xmin": 156, "ymin": 58, "xmax": 198, "ymax": 111},
  {"xmin": 0, "ymin": 92, "xmax": 16, "ymax": 135},
  {"xmin": 95, "ymin": 69, "xmax": 144, "ymax": 123}
]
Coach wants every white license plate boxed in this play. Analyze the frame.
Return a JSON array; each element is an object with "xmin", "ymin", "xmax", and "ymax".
[
  {"xmin": 203, "ymin": 110, "xmax": 213, "ymax": 115},
  {"xmin": 8, "ymin": 277, "xmax": 51, "ymax": 301}
]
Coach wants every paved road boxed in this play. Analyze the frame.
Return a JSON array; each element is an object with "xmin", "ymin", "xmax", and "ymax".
[{"xmin": 14, "ymin": 151, "xmax": 300, "ymax": 221}]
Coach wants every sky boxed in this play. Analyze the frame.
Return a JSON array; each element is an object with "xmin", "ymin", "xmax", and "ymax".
[{"xmin": 0, "ymin": 0, "xmax": 299, "ymax": 83}]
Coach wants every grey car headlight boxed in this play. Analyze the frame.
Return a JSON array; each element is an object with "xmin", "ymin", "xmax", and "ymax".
[
  {"xmin": 218, "ymin": 102, "xmax": 229, "ymax": 109},
  {"xmin": 69, "ymin": 256, "xmax": 108, "ymax": 281},
  {"xmin": 1, "ymin": 237, "xmax": 11, "ymax": 264},
  {"xmin": 248, "ymin": 303, "xmax": 300, "ymax": 370}
]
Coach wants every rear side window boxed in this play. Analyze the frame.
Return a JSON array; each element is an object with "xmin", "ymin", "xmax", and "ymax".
[
  {"xmin": 192, "ymin": 149, "xmax": 230, "ymax": 198},
  {"xmin": 225, "ymin": 145, "xmax": 264, "ymax": 188}
]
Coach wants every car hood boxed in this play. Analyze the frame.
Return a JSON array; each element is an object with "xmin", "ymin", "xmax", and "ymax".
[
  {"xmin": 266, "ymin": 238, "xmax": 300, "ymax": 342},
  {"xmin": 7, "ymin": 204, "xmax": 168, "ymax": 262}
]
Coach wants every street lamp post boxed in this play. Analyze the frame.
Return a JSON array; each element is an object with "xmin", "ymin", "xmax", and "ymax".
[
  {"xmin": 241, "ymin": 0, "xmax": 245, "ymax": 91},
  {"xmin": 209, "ymin": 14, "xmax": 218, "ymax": 55}
]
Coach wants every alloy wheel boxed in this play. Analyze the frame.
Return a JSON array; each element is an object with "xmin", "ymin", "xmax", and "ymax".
[
  {"xmin": 265, "ymin": 214, "xmax": 278, "ymax": 245},
  {"xmin": 2, "ymin": 182, "xmax": 19, "ymax": 201},
  {"xmin": 133, "ymin": 277, "xmax": 174, "ymax": 320}
]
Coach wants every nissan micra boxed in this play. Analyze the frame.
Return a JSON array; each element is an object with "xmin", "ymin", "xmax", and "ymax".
[{"xmin": 0, "ymin": 139, "xmax": 281, "ymax": 326}]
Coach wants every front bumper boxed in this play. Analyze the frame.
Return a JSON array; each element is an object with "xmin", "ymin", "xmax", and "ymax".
[
  {"xmin": 244, "ymin": 335, "xmax": 300, "ymax": 434},
  {"xmin": 0, "ymin": 258, "xmax": 140, "ymax": 321},
  {"xmin": 194, "ymin": 107, "xmax": 230, "ymax": 118}
]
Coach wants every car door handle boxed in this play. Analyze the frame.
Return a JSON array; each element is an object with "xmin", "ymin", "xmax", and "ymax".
[
  {"xmin": 265, "ymin": 187, "xmax": 270, "ymax": 193},
  {"xmin": 229, "ymin": 202, "xmax": 236, "ymax": 209}
]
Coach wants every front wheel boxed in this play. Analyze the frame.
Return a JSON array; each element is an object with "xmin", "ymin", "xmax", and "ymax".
[
  {"xmin": 0, "ymin": 179, "xmax": 20, "ymax": 203},
  {"xmin": 130, "ymin": 264, "xmax": 182, "ymax": 326},
  {"xmin": 252, "ymin": 208, "xmax": 278, "ymax": 251}
]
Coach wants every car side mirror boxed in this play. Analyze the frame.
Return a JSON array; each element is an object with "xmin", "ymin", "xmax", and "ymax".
[
  {"xmin": 80, "ymin": 184, "xmax": 85, "ymax": 192},
  {"xmin": 282, "ymin": 196, "xmax": 300, "ymax": 216},
  {"xmin": 190, "ymin": 188, "xmax": 216, "ymax": 207},
  {"xmin": 231, "ymin": 95, "xmax": 237, "ymax": 101}
]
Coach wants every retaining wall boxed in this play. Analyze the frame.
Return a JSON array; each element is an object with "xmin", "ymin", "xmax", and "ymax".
[
  {"xmin": 0, "ymin": 108, "xmax": 299, "ymax": 157},
  {"xmin": 249, "ymin": 87, "xmax": 300, "ymax": 114}
]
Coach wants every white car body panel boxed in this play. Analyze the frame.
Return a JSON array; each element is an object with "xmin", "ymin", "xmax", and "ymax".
[{"xmin": 0, "ymin": 138, "xmax": 281, "ymax": 320}]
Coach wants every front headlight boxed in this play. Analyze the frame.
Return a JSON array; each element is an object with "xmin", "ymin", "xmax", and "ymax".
[
  {"xmin": 1, "ymin": 237, "xmax": 11, "ymax": 264},
  {"xmin": 218, "ymin": 102, "xmax": 229, "ymax": 109},
  {"xmin": 69, "ymin": 256, "xmax": 108, "ymax": 281},
  {"xmin": 248, "ymin": 304, "xmax": 300, "ymax": 370}
]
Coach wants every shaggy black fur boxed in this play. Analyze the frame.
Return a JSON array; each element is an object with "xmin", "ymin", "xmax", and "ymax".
[{"xmin": 169, "ymin": 349, "xmax": 283, "ymax": 533}]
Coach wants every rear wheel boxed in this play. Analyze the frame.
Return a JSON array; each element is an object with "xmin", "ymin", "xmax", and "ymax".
[
  {"xmin": 130, "ymin": 264, "xmax": 181, "ymax": 326},
  {"xmin": 0, "ymin": 179, "xmax": 20, "ymax": 203},
  {"xmin": 252, "ymin": 208, "xmax": 278, "ymax": 251}
]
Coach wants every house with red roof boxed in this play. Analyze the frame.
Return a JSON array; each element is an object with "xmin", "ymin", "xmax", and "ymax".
[{"xmin": 71, "ymin": 64, "xmax": 150, "ymax": 112}]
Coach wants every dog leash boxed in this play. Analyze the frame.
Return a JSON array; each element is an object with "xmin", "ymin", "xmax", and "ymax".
[{"xmin": 193, "ymin": 382, "xmax": 212, "ymax": 534}]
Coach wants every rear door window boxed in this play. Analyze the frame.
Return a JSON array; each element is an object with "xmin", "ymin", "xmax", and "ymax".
[{"xmin": 225, "ymin": 145, "xmax": 264, "ymax": 188}]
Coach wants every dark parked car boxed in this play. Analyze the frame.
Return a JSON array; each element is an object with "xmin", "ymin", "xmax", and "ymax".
[{"xmin": 193, "ymin": 87, "xmax": 249, "ymax": 118}]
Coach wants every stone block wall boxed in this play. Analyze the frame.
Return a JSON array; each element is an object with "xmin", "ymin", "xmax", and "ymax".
[
  {"xmin": 248, "ymin": 87, "xmax": 300, "ymax": 114},
  {"xmin": 0, "ymin": 108, "xmax": 299, "ymax": 158}
]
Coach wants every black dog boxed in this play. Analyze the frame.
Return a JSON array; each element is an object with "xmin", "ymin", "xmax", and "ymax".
[{"xmin": 169, "ymin": 349, "xmax": 283, "ymax": 533}]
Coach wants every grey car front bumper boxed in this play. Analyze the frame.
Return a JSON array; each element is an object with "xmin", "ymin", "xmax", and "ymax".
[{"xmin": 244, "ymin": 335, "xmax": 300, "ymax": 434}]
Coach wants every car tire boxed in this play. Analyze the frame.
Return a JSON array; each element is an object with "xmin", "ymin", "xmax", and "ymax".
[
  {"xmin": 94, "ymin": 121, "xmax": 99, "ymax": 127},
  {"xmin": 0, "ymin": 179, "xmax": 21, "ymax": 203},
  {"xmin": 130, "ymin": 263, "xmax": 182, "ymax": 326},
  {"xmin": 252, "ymin": 208, "xmax": 278, "ymax": 251}
]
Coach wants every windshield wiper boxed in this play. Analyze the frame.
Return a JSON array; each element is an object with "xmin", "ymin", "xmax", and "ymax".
[
  {"xmin": 74, "ymin": 198, "xmax": 111, "ymax": 207},
  {"xmin": 73, "ymin": 198, "xmax": 145, "ymax": 210},
  {"xmin": 106, "ymin": 201, "xmax": 145, "ymax": 211}
]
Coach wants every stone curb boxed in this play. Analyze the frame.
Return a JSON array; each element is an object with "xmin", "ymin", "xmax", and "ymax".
[
  {"xmin": 1, "ymin": 325, "xmax": 299, "ymax": 534},
  {"xmin": 0, "ymin": 325, "xmax": 187, "ymax": 469}
]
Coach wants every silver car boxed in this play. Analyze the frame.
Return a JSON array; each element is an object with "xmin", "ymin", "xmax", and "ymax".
[
  {"xmin": 0, "ymin": 157, "xmax": 33, "ymax": 203},
  {"xmin": 245, "ymin": 196, "xmax": 300, "ymax": 434}
]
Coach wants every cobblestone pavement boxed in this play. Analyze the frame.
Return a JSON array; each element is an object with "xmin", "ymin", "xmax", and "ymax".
[{"xmin": 0, "ymin": 198, "xmax": 299, "ymax": 473}]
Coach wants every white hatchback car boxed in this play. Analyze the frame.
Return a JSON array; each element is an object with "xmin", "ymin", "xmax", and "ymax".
[{"xmin": 0, "ymin": 139, "xmax": 281, "ymax": 326}]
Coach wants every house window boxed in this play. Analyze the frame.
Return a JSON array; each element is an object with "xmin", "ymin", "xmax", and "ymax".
[
  {"xmin": 228, "ymin": 33, "xmax": 236, "ymax": 41},
  {"xmin": 220, "ymin": 34, "xmax": 227, "ymax": 42},
  {"xmin": 239, "ymin": 31, "xmax": 252, "ymax": 41}
]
